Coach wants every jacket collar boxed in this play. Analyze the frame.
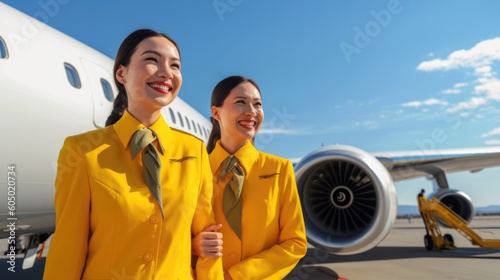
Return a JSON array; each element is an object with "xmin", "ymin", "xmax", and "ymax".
[
  {"xmin": 210, "ymin": 140, "xmax": 259, "ymax": 175},
  {"xmin": 114, "ymin": 110, "xmax": 170, "ymax": 153}
]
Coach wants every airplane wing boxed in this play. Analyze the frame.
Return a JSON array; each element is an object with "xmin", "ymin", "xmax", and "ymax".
[{"xmin": 373, "ymin": 146, "xmax": 500, "ymax": 181}]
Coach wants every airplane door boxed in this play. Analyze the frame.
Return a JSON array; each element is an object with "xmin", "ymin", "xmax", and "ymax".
[{"xmin": 81, "ymin": 58, "xmax": 116, "ymax": 128}]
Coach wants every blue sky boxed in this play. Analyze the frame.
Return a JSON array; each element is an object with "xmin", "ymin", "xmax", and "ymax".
[{"xmin": 3, "ymin": 0, "xmax": 500, "ymax": 206}]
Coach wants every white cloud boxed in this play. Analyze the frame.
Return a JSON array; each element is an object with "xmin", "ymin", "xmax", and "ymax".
[
  {"xmin": 485, "ymin": 139, "xmax": 500, "ymax": 145},
  {"xmin": 458, "ymin": 111, "xmax": 472, "ymax": 118},
  {"xmin": 402, "ymin": 98, "xmax": 448, "ymax": 108},
  {"xmin": 402, "ymin": 101, "xmax": 421, "ymax": 107},
  {"xmin": 474, "ymin": 77, "xmax": 500, "ymax": 100},
  {"xmin": 454, "ymin": 82, "xmax": 468, "ymax": 88},
  {"xmin": 258, "ymin": 128, "xmax": 298, "ymax": 135},
  {"xmin": 415, "ymin": 38, "xmax": 500, "ymax": 116},
  {"xmin": 441, "ymin": 82, "xmax": 468, "ymax": 94},
  {"xmin": 441, "ymin": 89, "xmax": 461, "ymax": 94},
  {"xmin": 474, "ymin": 66, "xmax": 493, "ymax": 77},
  {"xmin": 417, "ymin": 37, "xmax": 500, "ymax": 71},
  {"xmin": 481, "ymin": 127, "xmax": 500, "ymax": 138},
  {"xmin": 446, "ymin": 97, "xmax": 487, "ymax": 113}
]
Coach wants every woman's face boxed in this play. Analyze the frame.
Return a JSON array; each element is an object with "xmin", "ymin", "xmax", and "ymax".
[
  {"xmin": 116, "ymin": 36, "xmax": 182, "ymax": 115},
  {"xmin": 212, "ymin": 82, "xmax": 264, "ymax": 151}
]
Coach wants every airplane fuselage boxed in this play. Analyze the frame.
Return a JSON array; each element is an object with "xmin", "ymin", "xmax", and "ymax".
[{"xmin": 0, "ymin": 2, "xmax": 211, "ymax": 238}]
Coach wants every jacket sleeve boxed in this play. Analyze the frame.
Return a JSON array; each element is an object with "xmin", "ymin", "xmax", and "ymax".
[
  {"xmin": 43, "ymin": 137, "xmax": 90, "ymax": 280},
  {"xmin": 193, "ymin": 142, "xmax": 224, "ymax": 280},
  {"xmin": 228, "ymin": 159, "xmax": 308, "ymax": 280}
]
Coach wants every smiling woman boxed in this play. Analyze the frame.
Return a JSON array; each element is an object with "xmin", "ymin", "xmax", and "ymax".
[
  {"xmin": 192, "ymin": 76, "xmax": 308, "ymax": 280},
  {"xmin": 42, "ymin": 29, "xmax": 223, "ymax": 280}
]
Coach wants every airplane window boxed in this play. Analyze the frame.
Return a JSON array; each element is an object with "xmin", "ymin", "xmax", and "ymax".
[
  {"xmin": 64, "ymin": 63, "xmax": 81, "ymax": 88},
  {"xmin": 100, "ymin": 78, "xmax": 114, "ymax": 102},
  {"xmin": 185, "ymin": 117, "xmax": 191, "ymax": 130},
  {"xmin": 168, "ymin": 108, "xmax": 176, "ymax": 124},
  {"xmin": 0, "ymin": 36, "xmax": 8, "ymax": 59},
  {"xmin": 192, "ymin": 120, "xmax": 197, "ymax": 133},
  {"xmin": 203, "ymin": 127, "xmax": 208, "ymax": 138},
  {"xmin": 177, "ymin": 112, "xmax": 184, "ymax": 127},
  {"xmin": 197, "ymin": 124, "xmax": 202, "ymax": 136}
]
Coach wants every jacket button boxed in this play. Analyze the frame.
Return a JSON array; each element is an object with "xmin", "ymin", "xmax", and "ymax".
[
  {"xmin": 144, "ymin": 252, "xmax": 153, "ymax": 262},
  {"xmin": 150, "ymin": 215, "xmax": 159, "ymax": 224}
]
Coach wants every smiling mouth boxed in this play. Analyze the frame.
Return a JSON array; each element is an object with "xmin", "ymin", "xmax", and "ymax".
[
  {"xmin": 149, "ymin": 83, "xmax": 172, "ymax": 92},
  {"xmin": 239, "ymin": 120, "xmax": 256, "ymax": 129}
]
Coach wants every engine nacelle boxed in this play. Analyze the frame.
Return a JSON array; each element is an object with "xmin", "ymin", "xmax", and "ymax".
[
  {"xmin": 428, "ymin": 189, "xmax": 474, "ymax": 226},
  {"xmin": 295, "ymin": 145, "xmax": 397, "ymax": 255}
]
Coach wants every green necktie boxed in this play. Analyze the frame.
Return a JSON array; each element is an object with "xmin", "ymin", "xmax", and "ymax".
[
  {"xmin": 130, "ymin": 128, "xmax": 165, "ymax": 218},
  {"xmin": 217, "ymin": 155, "xmax": 245, "ymax": 239}
]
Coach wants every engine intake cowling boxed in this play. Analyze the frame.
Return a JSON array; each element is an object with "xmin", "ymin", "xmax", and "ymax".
[
  {"xmin": 295, "ymin": 145, "xmax": 397, "ymax": 255},
  {"xmin": 428, "ymin": 189, "xmax": 474, "ymax": 226}
]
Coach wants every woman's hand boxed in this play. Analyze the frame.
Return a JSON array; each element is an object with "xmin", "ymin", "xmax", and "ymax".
[{"xmin": 192, "ymin": 224, "xmax": 223, "ymax": 258}]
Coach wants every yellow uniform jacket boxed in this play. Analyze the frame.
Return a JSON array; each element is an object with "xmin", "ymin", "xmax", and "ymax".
[
  {"xmin": 43, "ymin": 111, "xmax": 223, "ymax": 280},
  {"xmin": 210, "ymin": 141, "xmax": 307, "ymax": 279}
]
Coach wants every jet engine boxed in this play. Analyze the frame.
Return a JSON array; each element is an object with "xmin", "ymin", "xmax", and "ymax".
[
  {"xmin": 428, "ymin": 189, "xmax": 474, "ymax": 226},
  {"xmin": 294, "ymin": 145, "xmax": 398, "ymax": 255}
]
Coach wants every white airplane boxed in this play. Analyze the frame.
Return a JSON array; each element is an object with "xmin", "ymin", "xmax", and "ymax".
[{"xmin": 1, "ymin": 2, "xmax": 500, "ymax": 269}]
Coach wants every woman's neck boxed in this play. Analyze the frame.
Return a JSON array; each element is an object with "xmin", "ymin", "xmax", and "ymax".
[
  {"xmin": 220, "ymin": 138, "xmax": 249, "ymax": 155},
  {"xmin": 127, "ymin": 107, "xmax": 161, "ymax": 127}
]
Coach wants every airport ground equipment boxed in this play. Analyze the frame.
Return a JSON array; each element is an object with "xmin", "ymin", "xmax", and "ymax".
[{"xmin": 417, "ymin": 196, "xmax": 500, "ymax": 251}]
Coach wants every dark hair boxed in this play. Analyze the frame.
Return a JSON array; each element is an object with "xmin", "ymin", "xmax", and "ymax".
[
  {"xmin": 206, "ymin": 75, "xmax": 261, "ymax": 153},
  {"xmin": 105, "ymin": 29, "xmax": 181, "ymax": 126}
]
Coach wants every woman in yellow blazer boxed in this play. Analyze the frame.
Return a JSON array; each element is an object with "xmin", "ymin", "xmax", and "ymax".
[
  {"xmin": 43, "ymin": 29, "xmax": 223, "ymax": 280},
  {"xmin": 193, "ymin": 76, "xmax": 308, "ymax": 279}
]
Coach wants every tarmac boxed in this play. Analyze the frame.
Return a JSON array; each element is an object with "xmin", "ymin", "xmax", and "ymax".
[{"xmin": 1, "ymin": 216, "xmax": 499, "ymax": 280}]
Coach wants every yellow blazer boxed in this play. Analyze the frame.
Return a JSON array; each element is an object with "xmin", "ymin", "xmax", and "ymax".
[
  {"xmin": 43, "ymin": 110, "xmax": 223, "ymax": 280},
  {"xmin": 210, "ymin": 141, "xmax": 307, "ymax": 279}
]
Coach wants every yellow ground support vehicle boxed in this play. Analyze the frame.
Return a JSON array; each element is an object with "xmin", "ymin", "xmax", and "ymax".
[{"xmin": 417, "ymin": 196, "xmax": 500, "ymax": 251}]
